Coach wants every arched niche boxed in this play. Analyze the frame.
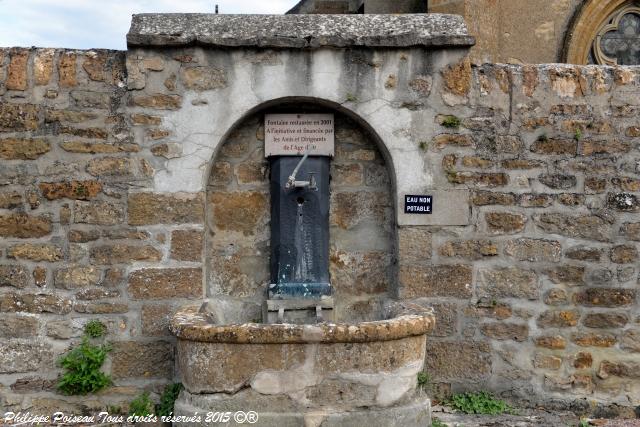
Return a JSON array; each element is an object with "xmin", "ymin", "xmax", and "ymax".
[
  {"xmin": 564, "ymin": 0, "xmax": 638, "ymax": 64},
  {"xmin": 204, "ymin": 98, "xmax": 397, "ymax": 323}
]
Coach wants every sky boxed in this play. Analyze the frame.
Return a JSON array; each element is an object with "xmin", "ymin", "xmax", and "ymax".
[{"xmin": 0, "ymin": 0, "xmax": 297, "ymax": 50}]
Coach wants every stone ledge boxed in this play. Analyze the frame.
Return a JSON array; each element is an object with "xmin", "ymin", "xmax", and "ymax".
[
  {"xmin": 170, "ymin": 302, "xmax": 435, "ymax": 343},
  {"xmin": 127, "ymin": 14, "xmax": 475, "ymax": 49}
]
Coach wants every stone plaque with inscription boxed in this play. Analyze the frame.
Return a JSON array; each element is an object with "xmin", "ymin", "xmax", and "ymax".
[{"xmin": 265, "ymin": 114, "xmax": 334, "ymax": 157}]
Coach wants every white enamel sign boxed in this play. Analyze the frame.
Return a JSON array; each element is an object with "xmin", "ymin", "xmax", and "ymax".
[{"xmin": 265, "ymin": 114, "xmax": 335, "ymax": 157}]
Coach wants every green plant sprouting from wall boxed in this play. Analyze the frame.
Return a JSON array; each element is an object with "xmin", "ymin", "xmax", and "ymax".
[
  {"xmin": 574, "ymin": 127, "xmax": 583, "ymax": 141},
  {"xmin": 417, "ymin": 372, "xmax": 431, "ymax": 390},
  {"xmin": 127, "ymin": 383, "xmax": 184, "ymax": 418},
  {"xmin": 84, "ymin": 319, "xmax": 107, "ymax": 338},
  {"xmin": 156, "ymin": 383, "xmax": 184, "ymax": 416},
  {"xmin": 441, "ymin": 115, "xmax": 461, "ymax": 128},
  {"xmin": 448, "ymin": 391, "xmax": 513, "ymax": 415},
  {"xmin": 57, "ymin": 336, "xmax": 112, "ymax": 395},
  {"xmin": 129, "ymin": 391, "xmax": 155, "ymax": 416}
]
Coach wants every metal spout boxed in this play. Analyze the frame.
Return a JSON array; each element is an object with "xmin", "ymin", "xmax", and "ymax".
[{"xmin": 285, "ymin": 153, "xmax": 317, "ymax": 190}]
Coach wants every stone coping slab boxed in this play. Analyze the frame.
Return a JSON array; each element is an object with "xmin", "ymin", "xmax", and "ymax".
[
  {"xmin": 170, "ymin": 302, "xmax": 435, "ymax": 344},
  {"xmin": 127, "ymin": 13, "xmax": 475, "ymax": 49}
]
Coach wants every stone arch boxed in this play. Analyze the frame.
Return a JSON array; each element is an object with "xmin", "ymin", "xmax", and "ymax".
[
  {"xmin": 203, "ymin": 97, "xmax": 398, "ymax": 323},
  {"xmin": 563, "ymin": 0, "xmax": 635, "ymax": 64}
]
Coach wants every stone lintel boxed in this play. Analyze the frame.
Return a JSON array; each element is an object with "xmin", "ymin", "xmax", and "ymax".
[{"xmin": 127, "ymin": 13, "xmax": 475, "ymax": 49}]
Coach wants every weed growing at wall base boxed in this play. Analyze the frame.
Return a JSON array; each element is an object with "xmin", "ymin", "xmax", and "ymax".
[
  {"xmin": 57, "ymin": 337, "xmax": 112, "ymax": 395},
  {"xmin": 448, "ymin": 391, "xmax": 513, "ymax": 415}
]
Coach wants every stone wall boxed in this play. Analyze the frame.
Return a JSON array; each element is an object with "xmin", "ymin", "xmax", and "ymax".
[
  {"xmin": 0, "ymin": 47, "xmax": 202, "ymax": 413},
  {"xmin": 1, "ymin": 38, "xmax": 640, "ymax": 415}
]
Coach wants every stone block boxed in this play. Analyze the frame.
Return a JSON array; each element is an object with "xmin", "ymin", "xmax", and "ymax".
[
  {"xmin": 330, "ymin": 250, "xmax": 391, "ymax": 295},
  {"xmin": 180, "ymin": 66, "xmax": 227, "ymax": 91},
  {"xmin": 530, "ymin": 138, "xmax": 577, "ymax": 155},
  {"xmin": 58, "ymin": 52, "xmax": 77, "ymax": 87},
  {"xmin": 0, "ymin": 138, "xmax": 50, "ymax": 160},
  {"xmin": 438, "ymin": 240, "xmax": 497, "ymax": 260},
  {"xmin": 170, "ymin": 229, "xmax": 203, "ymax": 261},
  {"xmin": 74, "ymin": 200, "xmax": 125, "ymax": 225},
  {"xmin": 0, "ymin": 341, "xmax": 52, "ymax": 373},
  {"xmin": 0, "ymin": 191, "xmax": 22, "ymax": 209},
  {"xmin": 111, "ymin": 341, "xmax": 173, "ymax": 379},
  {"xmin": 464, "ymin": 301, "xmax": 512, "ymax": 320},
  {"xmin": 131, "ymin": 113, "xmax": 162, "ymax": 125},
  {"xmin": 131, "ymin": 93, "xmax": 182, "ymax": 109},
  {"xmin": 399, "ymin": 264, "xmax": 472, "ymax": 298},
  {"xmin": 565, "ymin": 246, "xmax": 602, "ymax": 262},
  {"xmin": 534, "ymin": 213, "xmax": 611, "ymax": 242},
  {"xmin": 471, "ymin": 191, "xmax": 516, "ymax": 206},
  {"xmin": 544, "ymin": 289, "xmax": 569, "ymax": 306},
  {"xmin": 0, "ymin": 315, "xmax": 38, "ymax": 338},
  {"xmin": 575, "ymin": 288, "xmax": 636, "ymax": 307},
  {"xmin": 209, "ymin": 252, "xmax": 268, "ymax": 298},
  {"xmin": 6, "ymin": 48, "xmax": 28, "ymax": 90},
  {"xmin": 8, "ymin": 244, "xmax": 62, "ymax": 262},
  {"xmin": 519, "ymin": 193, "xmax": 554, "ymax": 208},
  {"xmin": 480, "ymin": 322, "xmax": 528, "ymax": 341},
  {"xmin": 442, "ymin": 58, "xmax": 471, "ymax": 97},
  {"xmin": 535, "ymin": 336, "xmax": 566, "ymax": 349},
  {"xmin": 477, "ymin": 267, "xmax": 538, "ymax": 299},
  {"xmin": 70, "ymin": 90, "xmax": 111, "ymax": 109},
  {"xmin": 45, "ymin": 109, "xmax": 98, "ymax": 123},
  {"xmin": 33, "ymin": 267, "xmax": 46, "ymax": 288},
  {"xmin": 331, "ymin": 191, "xmax": 389, "ymax": 229},
  {"xmin": 398, "ymin": 227, "xmax": 432, "ymax": 264},
  {"xmin": 574, "ymin": 352, "xmax": 593, "ymax": 369},
  {"xmin": 0, "ymin": 265, "xmax": 29, "ymax": 289},
  {"xmin": 74, "ymin": 302, "xmax": 129, "ymax": 314},
  {"xmin": 60, "ymin": 141, "xmax": 140, "ymax": 154},
  {"xmin": 504, "ymin": 238, "xmax": 561, "ymax": 262},
  {"xmin": 129, "ymin": 192, "xmax": 205, "ymax": 225},
  {"xmin": 621, "ymin": 329, "xmax": 640, "ymax": 352},
  {"xmin": 209, "ymin": 191, "xmax": 267, "ymax": 233},
  {"xmin": 90, "ymin": 244, "xmax": 162, "ymax": 264},
  {"xmin": 331, "ymin": 163, "xmax": 363, "ymax": 186},
  {"xmin": 620, "ymin": 222, "xmax": 640, "ymax": 241},
  {"xmin": 537, "ymin": 310, "xmax": 579, "ymax": 328},
  {"xmin": 54, "ymin": 267, "xmax": 102, "ymax": 290},
  {"xmin": 432, "ymin": 134, "xmax": 473, "ymax": 149},
  {"xmin": 597, "ymin": 360, "xmax": 640, "ymax": 379},
  {"xmin": 546, "ymin": 265, "xmax": 585, "ymax": 285},
  {"xmin": 141, "ymin": 304, "xmax": 174, "ymax": 336},
  {"xmin": 0, "ymin": 103, "xmax": 39, "ymax": 131},
  {"xmin": 447, "ymin": 171, "xmax": 508, "ymax": 187},
  {"xmin": 86, "ymin": 157, "xmax": 132, "ymax": 176},
  {"xmin": 177, "ymin": 340, "xmax": 305, "ymax": 393},
  {"xmin": 572, "ymin": 332, "xmax": 616, "ymax": 347},
  {"xmin": 82, "ymin": 53, "xmax": 106, "ymax": 81},
  {"xmin": 39, "ymin": 181, "xmax": 102, "ymax": 200},
  {"xmin": 128, "ymin": 268, "xmax": 202, "ymax": 299},
  {"xmin": 0, "ymin": 213, "xmax": 52, "ymax": 238},
  {"xmin": 485, "ymin": 212, "xmax": 527, "ymax": 234},
  {"xmin": 0, "ymin": 293, "xmax": 72, "ymax": 314},
  {"xmin": 424, "ymin": 341, "xmax": 491, "ymax": 381},
  {"xmin": 539, "ymin": 174, "xmax": 577, "ymax": 190},
  {"xmin": 534, "ymin": 354, "xmax": 562, "ymax": 370},
  {"xmin": 610, "ymin": 245, "xmax": 638, "ymax": 264}
]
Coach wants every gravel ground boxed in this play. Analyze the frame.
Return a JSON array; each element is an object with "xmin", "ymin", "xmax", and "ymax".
[{"xmin": 431, "ymin": 405, "xmax": 640, "ymax": 427}]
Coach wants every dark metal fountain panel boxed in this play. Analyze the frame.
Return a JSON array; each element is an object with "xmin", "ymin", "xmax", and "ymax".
[{"xmin": 268, "ymin": 156, "xmax": 331, "ymax": 300}]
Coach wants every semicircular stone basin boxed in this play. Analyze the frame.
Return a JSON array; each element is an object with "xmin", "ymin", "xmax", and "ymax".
[{"xmin": 171, "ymin": 302, "xmax": 435, "ymax": 427}]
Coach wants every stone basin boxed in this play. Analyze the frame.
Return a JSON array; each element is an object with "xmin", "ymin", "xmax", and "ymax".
[{"xmin": 170, "ymin": 301, "xmax": 435, "ymax": 427}]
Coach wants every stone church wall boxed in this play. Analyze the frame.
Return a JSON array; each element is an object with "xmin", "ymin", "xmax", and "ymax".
[{"xmin": 0, "ymin": 43, "xmax": 640, "ymax": 415}]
